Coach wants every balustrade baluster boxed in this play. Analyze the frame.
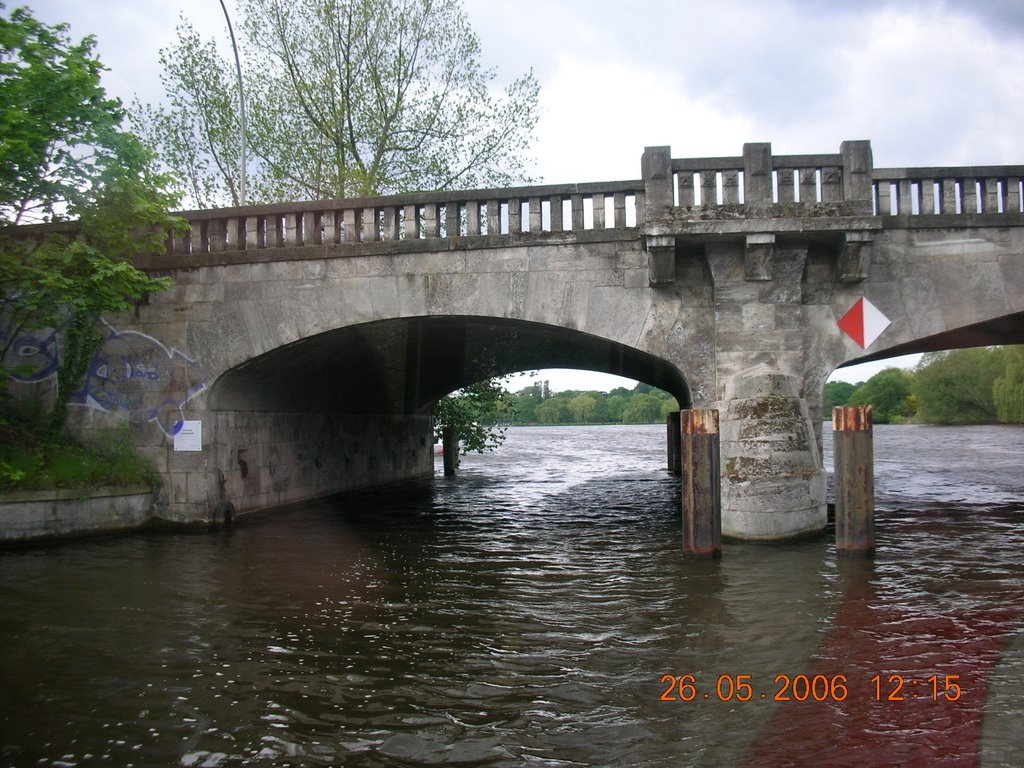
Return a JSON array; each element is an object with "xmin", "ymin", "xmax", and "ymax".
[
  {"xmin": 422, "ymin": 203, "xmax": 438, "ymax": 238},
  {"xmin": 920, "ymin": 181, "xmax": 936, "ymax": 215},
  {"xmin": 940, "ymin": 179, "xmax": 959, "ymax": 214},
  {"xmin": 700, "ymin": 172, "xmax": 718, "ymax": 206},
  {"xmin": 571, "ymin": 194, "xmax": 584, "ymax": 230},
  {"xmin": 614, "ymin": 192, "xmax": 626, "ymax": 228},
  {"xmin": 875, "ymin": 182, "xmax": 892, "ymax": 216},
  {"xmin": 897, "ymin": 180, "xmax": 913, "ymax": 215},
  {"xmin": 529, "ymin": 198, "xmax": 542, "ymax": 232},
  {"xmin": 486, "ymin": 200, "xmax": 500, "ymax": 235},
  {"xmin": 184, "ymin": 222, "xmax": 199, "ymax": 256},
  {"xmin": 381, "ymin": 207, "xmax": 397, "ymax": 241},
  {"xmin": 322, "ymin": 211, "xmax": 338, "ymax": 244},
  {"xmin": 465, "ymin": 201, "xmax": 481, "ymax": 235},
  {"xmin": 962, "ymin": 179, "xmax": 978, "ymax": 214},
  {"xmin": 223, "ymin": 217, "xmax": 239, "ymax": 250},
  {"xmin": 403, "ymin": 204, "xmax": 418, "ymax": 239},
  {"xmin": 248, "ymin": 216, "xmax": 263, "ymax": 249},
  {"xmin": 821, "ymin": 167, "xmax": 842, "ymax": 202},
  {"xmin": 342, "ymin": 209, "xmax": 357, "ymax": 242},
  {"xmin": 208, "ymin": 219, "xmax": 227, "ymax": 252},
  {"xmin": 776, "ymin": 169, "xmax": 795, "ymax": 203},
  {"xmin": 1008, "ymin": 178, "xmax": 1022, "ymax": 212},
  {"xmin": 549, "ymin": 196, "xmax": 562, "ymax": 231},
  {"xmin": 722, "ymin": 170, "xmax": 740, "ymax": 204},
  {"xmin": 984, "ymin": 178, "xmax": 1001, "ymax": 213},
  {"xmin": 445, "ymin": 202, "xmax": 460, "ymax": 237},
  {"xmin": 592, "ymin": 193, "xmax": 606, "ymax": 229},
  {"xmin": 507, "ymin": 198, "xmax": 521, "ymax": 233},
  {"xmin": 362, "ymin": 208, "xmax": 377, "ymax": 242},
  {"xmin": 297, "ymin": 211, "xmax": 311, "ymax": 246},
  {"xmin": 799, "ymin": 169, "xmax": 817, "ymax": 204},
  {"xmin": 678, "ymin": 172, "xmax": 695, "ymax": 207}
]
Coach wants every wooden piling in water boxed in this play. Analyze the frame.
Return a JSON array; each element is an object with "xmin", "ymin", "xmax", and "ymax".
[
  {"xmin": 667, "ymin": 411, "xmax": 682, "ymax": 474},
  {"xmin": 442, "ymin": 426, "xmax": 459, "ymax": 476},
  {"xmin": 681, "ymin": 408, "xmax": 722, "ymax": 558},
  {"xmin": 833, "ymin": 405, "xmax": 874, "ymax": 556}
]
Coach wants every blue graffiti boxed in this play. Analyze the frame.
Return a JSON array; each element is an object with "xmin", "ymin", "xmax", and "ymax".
[
  {"xmin": 7, "ymin": 331, "xmax": 60, "ymax": 381},
  {"xmin": 73, "ymin": 323, "xmax": 207, "ymax": 436},
  {"xmin": 6, "ymin": 321, "xmax": 207, "ymax": 437}
]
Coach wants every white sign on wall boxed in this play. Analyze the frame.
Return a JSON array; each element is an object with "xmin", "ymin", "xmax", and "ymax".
[{"xmin": 173, "ymin": 420, "xmax": 203, "ymax": 452}]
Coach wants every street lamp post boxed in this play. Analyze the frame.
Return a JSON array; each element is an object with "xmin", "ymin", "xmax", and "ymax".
[{"xmin": 219, "ymin": 0, "xmax": 247, "ymax": 206}]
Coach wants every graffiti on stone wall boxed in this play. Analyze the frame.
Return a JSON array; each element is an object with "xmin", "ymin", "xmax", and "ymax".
[
  {"xmin": 5, "ymin": 330, "xmax": 60, "ymax": 382},
  {"xmin": 4, "ymin": 320, "xmax": 207, "ymax": 437}
]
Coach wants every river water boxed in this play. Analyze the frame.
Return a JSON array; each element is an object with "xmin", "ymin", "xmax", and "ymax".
[{"xmin": 1, "ymin": 424, "xmax": 1023, "ymax": 767}]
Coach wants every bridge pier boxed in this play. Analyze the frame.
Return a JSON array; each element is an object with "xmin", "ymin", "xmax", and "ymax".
[{"xmin": 716, "ymin": 370, "xmax": 827, "ymax": 540}]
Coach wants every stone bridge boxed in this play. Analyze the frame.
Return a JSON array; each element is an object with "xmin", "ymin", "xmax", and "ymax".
[{"xmin": 26, "ymin": 141, "xmax": 1024, "ymax": 540}]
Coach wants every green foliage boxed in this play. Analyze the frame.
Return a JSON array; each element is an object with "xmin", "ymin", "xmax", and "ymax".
[
  {"xmin": 993, "ymin": 346, "xmax": 1024, "ymax": 423},
  {"xmin": 823, "ymin": 380, "xmax": 857, "ymax": 413},
  {"xmin": 136, "ymin": 0, "xmax": 541, "ymax": 207},
  {"xmin": 913, "ymin": 348, "xmax": 1003, "ymax": 424},
  {"xmin": 847, "ymin": 368, "xmax": 915, "ymax": 424},
  {"xmin": 508, "ymin": 382, "xmax": 679, "ymax": 426},
  {"xmin": 0, "ymin": 406, "xmax": 157, "ymax": 491},
  {"xmin": 433, "ymin": 377, "xmax": 516, "ymax": 455},
  {"xmin": 0, "ymin": 5, "xmax": 184, "ymax": 428}
]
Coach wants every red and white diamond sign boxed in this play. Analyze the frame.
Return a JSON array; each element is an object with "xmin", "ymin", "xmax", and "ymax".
[{"xmin": 838, "ymin": 297, "xmax": 890, "ymax": 349}]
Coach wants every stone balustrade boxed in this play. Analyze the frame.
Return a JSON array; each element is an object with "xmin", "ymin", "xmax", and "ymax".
[
  {"xmin": 165, "ymin": 181, "xmax": 645, "ymax": 257},
  {"xmin": 670, "ymin": 150, "xmax": 847, "ymax": 206},
  {"xmin": 11, "ymin": 142, "xmax": 1024, "ymax": 265},
  {"xmin": 871, "ymin": 165, "xmax": 1024, "ymax": 216},
  {"xmin": 643, "ymin": 141, "xmax": 875, "ymax": 215}
]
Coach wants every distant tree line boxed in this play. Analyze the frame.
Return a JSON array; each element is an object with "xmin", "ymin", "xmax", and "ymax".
[
  {"xmin": 505, "ymin": 381, "xmax": 678, "ymax": 425},
  {"xmin": 824, "ymin": 346, "xmax": 1024, "ymax": 424}
]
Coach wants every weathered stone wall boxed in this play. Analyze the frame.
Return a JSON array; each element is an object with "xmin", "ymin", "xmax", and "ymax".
[
  {"xmin": 209, "ymin": 411, "xmax": 434, "ymax": 520},
  {"xmin": 0, "ymin": 486, "xmax": 153, "ymax": 544}
]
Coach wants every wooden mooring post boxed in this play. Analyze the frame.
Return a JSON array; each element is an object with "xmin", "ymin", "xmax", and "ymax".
[
  {"xmin": 833, "ymin": 405, "xmax": 874, "ymax": 556},
  {"xmin": 681, "ymin": 408, "xmax": 722, "ymax": 558},
  {"xmin": 667, "ymin": 411, "xmax": 682, "ymax": 474}
]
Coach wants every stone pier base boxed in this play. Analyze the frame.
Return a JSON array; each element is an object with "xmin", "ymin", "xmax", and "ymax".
[{"xmin": 717, "ymin": 370, "xmax": 826, "ymax": 540}]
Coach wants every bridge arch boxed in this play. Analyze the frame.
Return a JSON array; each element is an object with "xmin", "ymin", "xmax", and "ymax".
[
  {"xmin": 209, "ymin": 315, "xmax": 692, "ymax": 416},
  {"xmin": 204, "ymin": 316, "xmax": 692, "ymax": 519}
]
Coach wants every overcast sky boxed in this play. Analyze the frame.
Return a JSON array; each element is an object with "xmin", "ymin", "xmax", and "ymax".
[{"xmin": 23, "ymin": 0, "xmax": 1024, "ymax": 392}]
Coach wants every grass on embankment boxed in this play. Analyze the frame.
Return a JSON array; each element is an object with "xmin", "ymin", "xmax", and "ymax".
[{"xmin": 0, "ymin": 408, "xmax": 158, "ymax": 492}]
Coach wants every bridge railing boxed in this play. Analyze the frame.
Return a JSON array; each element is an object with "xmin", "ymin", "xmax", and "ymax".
[
  {"xmin": 871, "ymin": 166, "xmax": 1024, "ymax": 216},
  {"xmin": 166, "ymin": 181, "xmax": 645, "ymax": 256},
  {"xmin": 643, "ymin": 141, "xmax": 875, "ymax": 214},
  {"xmin": 670, "ymin": 152, "xmax": 847, "ymax": 206}
]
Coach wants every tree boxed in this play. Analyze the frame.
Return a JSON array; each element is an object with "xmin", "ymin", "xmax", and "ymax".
[
  {"xmin": 568, "ymin": 394, "xmax": 597, "ymax": 423},
  {"xmin": 136, "ymin": 0, "xmax": 541, "ymax": 207},
  {"xmin": 847, "ymin": 368, "xmax": 914, "ymax": 424},
  {"xmin": 621, "ymin": 393, "xmax": 664, "ymax": 423},
  {"xmin": 536, "ymin": 397, "xmax": 570, "ymax": 424},
  {"xmin": 823, "ymin": 380, "xmax": 857, "ymax": 414},
  {"xmin": 433, "ymin": 377, "xmax": 515, "ymax": 454},
  {"xmin": 0, "ymin": 6, "xmax": 184, "ymax": 428},
  {"xmin": 914, "ymin": 348, "xmax": 1003, "ymax": 424},
  {"xmin": 993, "ymin": 346, "xmax": 1024, "ymax": 423}
]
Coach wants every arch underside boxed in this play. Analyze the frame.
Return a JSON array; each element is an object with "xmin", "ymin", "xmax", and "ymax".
[
  {"xmin": 210, "ymin": 316, "xmax": 692, "ymax": 414},
  {"xmin": 839, "ymin": 311, "xmax": 1024, "ymax": 370}
]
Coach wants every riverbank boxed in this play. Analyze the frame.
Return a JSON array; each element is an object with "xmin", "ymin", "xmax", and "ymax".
[{"xmin": 0, "ymin": 484, "xmax": 154, "ymax": 545}]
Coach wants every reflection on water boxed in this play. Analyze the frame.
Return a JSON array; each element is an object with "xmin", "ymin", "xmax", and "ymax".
[{"xmin": 0, "ymin": 424, "xmax": 1022, "ymax": 767}]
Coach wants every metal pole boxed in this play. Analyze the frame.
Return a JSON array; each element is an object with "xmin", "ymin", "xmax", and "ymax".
[
  {"xmin": 833, "ymin": 405, "xmax": 875, "ymax": 556},
  {"xmin": 219, "ymin": 0, "xmax": 247, "ymax": 206},
  {"xmin": 667, "ymin": 410, "xmax": 681, "ymax": 474},
  {"xmin": 681, "ymin": 408, "xmax": 722, "ymax": 558}
]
